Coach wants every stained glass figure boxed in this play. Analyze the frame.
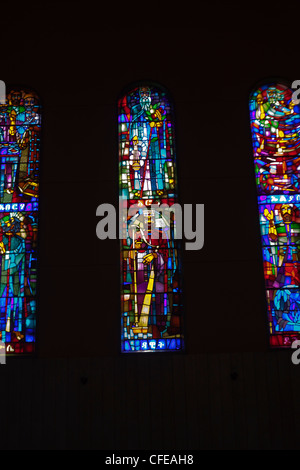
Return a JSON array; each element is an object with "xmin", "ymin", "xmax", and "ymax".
[
  {"xmin": 118, "ymin": 84, "xmax": 184, "ymax": 352},
  {"xmin": 250, "ymin": 83, "xmax": 300, "ymax": 347},
  {"xmin": 0, "ymin": 88, "xmax": 41, "ymax": 354}
]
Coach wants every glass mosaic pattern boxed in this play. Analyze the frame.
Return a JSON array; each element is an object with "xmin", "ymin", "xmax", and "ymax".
[
  {"xmin": 118, "ymin": 85, "xmax": 184, "ymax": 352},
  {"xmin": 250, "ymin": 83, "xmax": 300, "ymax": 347}
]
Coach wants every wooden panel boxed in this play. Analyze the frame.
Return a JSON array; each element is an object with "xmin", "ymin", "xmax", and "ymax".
[
  {"xmin": 184, "ymin": 354, "xmax": 202, "ymax": 449},
  {"xmin": 266, "ymin": 351, "xmax": 284, "ymax": 449},
  {"xmin": 193, "ymin": 353, "xmax": 210, "ymax": 449},
  {"xmin": 207, "ymin": 353, "xmax": 223, "ymax": 449},
  {"xmin": 253, "ymin": 351, "xmax": 271, "ymax": 449},
  {"xmin": 159, "ymin": 355, "xmax": 176, "ymax": 449},
  {"xmin": 277, "ymin": 350, "xmax": 296, "ymax": 449}
]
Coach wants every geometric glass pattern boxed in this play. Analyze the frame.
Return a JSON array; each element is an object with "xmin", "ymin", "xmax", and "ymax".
[
  {"xmin": 249, "ymin": 82, "xmax": 300, "ymax": 347},
  {"xmin": 0, "ymin": 88, "xmax": 41, "ymax": 354},
  {"xmin": 118, "ymin": 84, "xmax": 184, "ymax": 352}
]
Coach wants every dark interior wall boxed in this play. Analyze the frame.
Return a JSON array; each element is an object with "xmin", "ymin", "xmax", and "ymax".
[
  {"xmin": 0, "ymin": 0, "xmax": 299, "ymax": 450},
  {"xmin": 1, "ymin": 350, "xmax": 299, "ymax": 450},
  {"xmin": 1, "ymin": 2, "xmax": 297, "ymax": 356}
]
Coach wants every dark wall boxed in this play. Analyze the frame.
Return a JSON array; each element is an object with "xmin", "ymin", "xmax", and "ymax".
[{"xmin": 0, "ymin": 0, "xmax": 299, "ymax": 450}]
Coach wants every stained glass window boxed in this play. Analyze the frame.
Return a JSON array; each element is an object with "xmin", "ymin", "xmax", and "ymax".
[
  {"xmin": 0, "ymin": 88, "xmax": 41, "ymax": 354},
  {"xmin": 118, "ymin": 84, "xmax": 184, "ymax": 352},
  {"xmin": 250, "ymin": 82, "xmax": 300, "ymax": 348}
]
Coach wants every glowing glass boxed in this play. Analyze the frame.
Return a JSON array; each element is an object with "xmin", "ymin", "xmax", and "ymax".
[{"xmin": 250, "ymin": 83, "xmax": 300, "ymax": 347}]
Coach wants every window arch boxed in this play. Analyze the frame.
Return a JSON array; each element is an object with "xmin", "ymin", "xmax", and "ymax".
[
  {"xmin": 0, "ymin": 87, "xmax": 41, "ymax": 354},
  {"xmin": 249, "ymin": 82, "xmax": 300, "ymax": 348},
  {"xmin": 118, "ymin": 83, "xmax": 184, "ymax": 352}
]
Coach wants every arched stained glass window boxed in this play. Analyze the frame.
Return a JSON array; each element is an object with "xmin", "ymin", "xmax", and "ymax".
[
  {"xmin": 250, "ymin": 82, "xmax": 300, "ymax": 348},
  {"xmin": 0, "ymin": 88, "xmax": 41, "ymax": 355},
  {"xmin": 118, "ymin": 83, "xmax": 184, "ymax": 352}
]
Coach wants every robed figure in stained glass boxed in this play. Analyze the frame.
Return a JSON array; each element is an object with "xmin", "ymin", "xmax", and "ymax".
[
  {"xmin": 250, "ymin": 82, "xmax": 300, "ymax": 347},
  {"xmin": 0, "ymin": 88, "xmax": 40, "ymax": 354},
  {"xmin": 119, "ymin": 84, "xmax": 183, "ymax": 352}
]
